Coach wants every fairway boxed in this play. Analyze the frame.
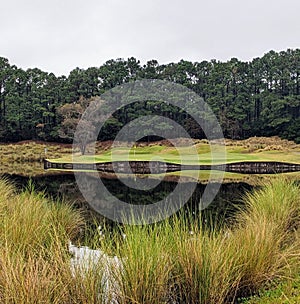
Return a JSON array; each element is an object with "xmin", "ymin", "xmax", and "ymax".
[{"xmin": 49, "ymin": 139, "xmax": 300, "ymax": 166}]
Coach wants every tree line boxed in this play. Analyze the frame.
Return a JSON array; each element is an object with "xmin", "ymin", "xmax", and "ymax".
[{"xmin": 0, "ymin": 48, "xmax": 299, "ymax": 143}]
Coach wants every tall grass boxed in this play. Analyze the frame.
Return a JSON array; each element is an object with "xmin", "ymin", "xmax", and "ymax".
[
  {"xmin": 0, "ymin": 178, "xmax": 107, "ymax": 303},
  {"xmin": 230, "ymin": 179, "xmax": 300, "ymax": 297},
  {"xmin": 0, "ymin": 178, "xmax": 300, "ymax": 303},
  {"xmin": 170, "ymin": 179, "xmax": 300, "ymax": 303},
  {"xmin": 98, "ymin": 178, "xmax": 300, "ymax": 304},
  {"xmin": 106, "ymin": 223, "xmax": 176, "ymax": 304}
]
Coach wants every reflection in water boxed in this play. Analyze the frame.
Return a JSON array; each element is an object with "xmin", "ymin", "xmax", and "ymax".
[
  {"xmin": 5, "ymin": 173, "xmax": 253, "ymax": 227},
  {"xmin": 69, "ymin": 241, "xmax": 122, "ymax": 302},
  {"xmin": 44, "ymin": 160, "xmax": 300, "ymax": 174}
]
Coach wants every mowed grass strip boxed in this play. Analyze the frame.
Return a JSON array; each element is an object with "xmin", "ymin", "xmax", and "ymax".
[{"xmin": 50, "ymin": 140, "xmax": 300, "ymax": 165}]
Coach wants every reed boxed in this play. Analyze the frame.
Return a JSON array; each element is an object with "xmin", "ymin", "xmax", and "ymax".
[
  {"xmin": 102, "ymin": 222, "xmax": 176, "ymax": 304},
  {"xmin": 0, "ymin": 179, "xmax": 94, "ymax": 303},
  {"xmin": 102, "ymin": 179, "xmax": 300, "ymax": 304},
  {"xmin": 0, "ymin": 178, "xmax": 299, "ymax": 303}
]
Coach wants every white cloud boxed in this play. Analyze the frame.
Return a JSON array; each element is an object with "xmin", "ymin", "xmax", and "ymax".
[{"xmin": 0, "ymin": 0, "xmax": 299, "ymax": 76}]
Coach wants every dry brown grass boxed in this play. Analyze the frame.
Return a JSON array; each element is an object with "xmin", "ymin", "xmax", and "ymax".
[
  {"xmin": 0, "ymin": 179, "xmax": 104, "ymax": 304},
  {"xmin": 225, "ymin": 136, "xmax": 299, "ymax": 152},
  {"xmin": 0, "ymin": 178, "xmax": 300, "ymax": 303},
  {"xmin": 0, "ymin": 141, "xmax": 71, "ymax": 162}
]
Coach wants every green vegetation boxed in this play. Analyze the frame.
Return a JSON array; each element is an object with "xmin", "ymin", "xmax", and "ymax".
[
  {"xmin": 50, "ymin": 136, "xmax": 300, "ymax": 166},
  {"xmin": 1, "ymin": 178, "xmax": 300, "ymax": 303},
  {"xmin": 0, "ymin": 49, "xmax": 299, "ymax": 144},
  {"xmin": 240, "ymin": 276, "xmax": 300, "ymax": 303}
]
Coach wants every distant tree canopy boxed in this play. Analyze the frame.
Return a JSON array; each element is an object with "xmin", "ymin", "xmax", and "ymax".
[{"xmin": 0, "ymin": 49, "xmax": 299, "ymax": 143}]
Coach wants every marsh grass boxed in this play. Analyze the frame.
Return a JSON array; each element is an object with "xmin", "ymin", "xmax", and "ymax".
[
  {"xmin": 237, "ymin": 178, "xmax": 300, "ymax": 232},
  {"xmin": 96, "ymin": 178, "xmax": 300, "ymax": 304},
  {"xmin": 171, "ymin": 180, "xmax": 300, "ymax": 303},
  {"xmin": 109, "ymin": 223, "xmax": 176, "ymax": 304},
  {"xmin": 0, "ymin": 178, "xmax": 300, "ymax": 303},
  {"xmin": 0, "ymin": 178, "xmax": 107, "ymax": 303}
]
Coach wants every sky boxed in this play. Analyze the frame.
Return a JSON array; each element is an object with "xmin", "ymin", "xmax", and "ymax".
[{"xmin": 1, "ymin": 0, "xmax": 299, "ymax": 76}]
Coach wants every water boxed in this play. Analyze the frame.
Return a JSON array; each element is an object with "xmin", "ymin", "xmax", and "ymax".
[{"xmin": 4, "ymin": 172, "xmax": 253, "ymax": 228}]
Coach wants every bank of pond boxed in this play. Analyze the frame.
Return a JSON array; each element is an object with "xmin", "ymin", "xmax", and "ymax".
[{"xmin": 1, "ymin": 176, "xmax": 300, "ymax": 303}]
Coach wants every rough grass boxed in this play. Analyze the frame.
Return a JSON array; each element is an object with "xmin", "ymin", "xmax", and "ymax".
[
  {"xmin": 0, "ymin": 141, "xmax": 71, "ymax": 176},
  {"xmin": 0, "ymin": 141, "xmax": 71, "ymax": 163},
  {"xmin": 1, "ymin": 178, "xmax": 300, "ymax": 303},
  {"xmin": 0, "ymin": 178, "xmax": 108, "ymax": 303},
  {"xmin": 84, "ymin": 178, "xmax": 300, "ymax": 304}
]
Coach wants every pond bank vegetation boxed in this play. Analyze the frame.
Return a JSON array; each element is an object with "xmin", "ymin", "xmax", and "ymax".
[{"xmin": 0, "ymin": 178, "xmax": 300, "ymax": 303}]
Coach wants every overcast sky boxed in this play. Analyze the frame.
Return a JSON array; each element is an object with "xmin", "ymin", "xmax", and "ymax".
[{"xmin": 1, "ymin": 0, "xmax": 299, "ymax": 76}]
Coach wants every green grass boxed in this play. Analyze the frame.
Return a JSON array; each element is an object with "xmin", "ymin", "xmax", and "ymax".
[
  {"xmin": 1, "ymin": 137, "xmax": 300, "ymax": 166},
  {"xmin": 1, "ymin": 137, "xmax": 300, "ymax": 179},
  {"xmin": 50, "ymin": 138, "xmax": 300, "ymax": 165},
  {"xmin": 46, "ymin": 138, "xmax": 300, "ymax": 183},
  {"xmin": 239, "ymin": 276, "xmax": 300, "ymax": 303}
]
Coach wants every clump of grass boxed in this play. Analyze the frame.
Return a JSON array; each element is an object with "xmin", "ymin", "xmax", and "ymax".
[
  {"xmin": 103, "ymin": 222, "xmax": 175, "ymax": 304},
  {"xmin": 0, "ymin": 178, "xmax": 106, "ymax": 303},
  {"xmin": 169, "ymin": 214, "xmax": 242, "ymax": 304},
  {"xmin": 0, "ymin": 180, "xmax": 82, "ymax": 255},
  {"xmin": 98, "ymin": 178, "xmax": 300, "ymax": 304},
  {"xmin": 172, "ymin": 179, "xmax": 300, "ymax": 303},
  {"xmin": 0, "ymin": 177, "xmax": 300, "ymax": 303},
  {"xmin": 237, "ymin": 178, "xmax": 300, "ymax": 232},
  {"xmin": 0, "ymin": 249, "xmax": 66, "ymax": 303},
  {"xmin": 231, "ymin": 179, "xmax": 300, "ymax": 299}
]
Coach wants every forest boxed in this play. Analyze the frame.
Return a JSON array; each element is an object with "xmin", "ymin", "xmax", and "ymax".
[{"xmin": 0, "ymin": 48, "xmax": 299, "ymax": 143}]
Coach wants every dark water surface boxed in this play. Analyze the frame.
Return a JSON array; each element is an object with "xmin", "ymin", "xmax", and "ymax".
[{"xmin": 4, "ymin": 172, "xmax": 254, "ymax": 227}]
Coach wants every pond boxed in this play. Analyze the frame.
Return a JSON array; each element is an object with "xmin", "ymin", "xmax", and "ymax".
[
  {"xmin": 2, "ymin": 160, "xmax": 300, "ymax": 228},
  {"xmin": 3, "ymin": 169, "xmax": 252, "ymax": 227}
]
